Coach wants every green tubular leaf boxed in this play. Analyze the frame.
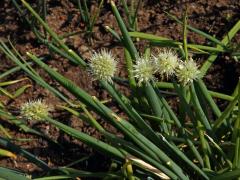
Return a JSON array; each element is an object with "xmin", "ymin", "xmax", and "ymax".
[
  {"xmin": 155, "ymin": 81, "xmax": 235, "ymax": 101},
  {"xmin": 13, "ymin": 85, "xmax": 31, "ymax": 98},
  {"xmin": 33, "ymin": 170, "xmax": 121, "ymax": 180},
  {"xmin": 200, "ymin": 19, "xmax": 240, "ymax": 76},
  {"xmin": 59, "ymin": 104, "xmax": 173, "ymax": 178},
  {"xmin": 183, "ymin": 9, "xmax": 188, "ymax": 60},
  {"xmin": 82, "ymin": 0, "xmax": 90, "ymax": 24},
  {"xmin": 58, "ymin": 167, "xmax": 122, "ymax": 179},
  {"xmin": 0, "ymin": 78, "xmax": 27, "ymax": 87},
  {"xmin": 0, "ymin": 124, "xmax": 12, "ymax": 139},
  {"xmin": 210, "ymin": 91, "xmax": 234, "ymax": 101},
  {"xmin": 0, "ymin": 167, "xmax": 30, "ymax": 180},
  {"xmin": 173, "ymin": 82, "xmax": 208, "ymax": 168},
  {"xmin": 0, "ymin": 148, "xmax": 16, "ymax": 158},
  {"xmin": 143, "ymin": 83, "xmax": 169, "ymax": 134},
  {"xmin": 105, "ymin": 26, "xmax": 121, "ymax": 41},
  {"xmin": 100, "ymin": 80, "xmax": 201, "ymax": 177},
  {"xmin": 173, "ymin": 82, "xmax": 196, "ymax": 126},
  {"xmin": 129, "ymin": 0, "xmax": 141, "ymax": 30},
  {"xmin": 120, "ymin": 0, "xmax": 130, "ymax": 23},
  {"xmin": 0, "ymin": 109, "xmax": 35, "ymax": 134},
  {"xmin": 88, "ymin": 0, "xmax": 104, "ymax": 33},
  {"xmin": 165, "ymin": 12, "xmax": 225, "ymax": 47},
  {"xmin": 204, "ymin": 134, "xmax": 232, "ymax": 169},
  {"xmin": 0, "ymin": 137, "xmax": 50, "ymax": 171},
  {"xmin": 0, "ymin": 41, "xmax": 74, "ymax": 106},
  {"xmin": 91, "ymin": 97, "xmax": 163, "ymax": 162},
  {"xmin": 20, "ymin": 0, "xmax": 86, "ymax": 67},
  {"xmin": 76, "ymin": 0, "xmax": 87, "ymax": 23},
  {"xmin": 213, "ymin": 93, "xmax": 240, "ymax": 131},
  {"xmin": 129, "ymin": 32, "xmax": 224, "ymax": 53},
  {"xmin": 42, "ymin": 115, "xmax": 125, "ymax": 159},
  {"xmin": 154, "ymin": 87, "xmax": 205, "ymax": 168},
  {"xmin": 0, "ymin": 87, "xmax": 13, "ymax": 98},
  {"xmin": 59, "ymin": 104, "xmax": 106, "ymax": 133},
  {"xmin": 211, "ymin": 169, "xmax": 240, "ymax": 180},
  {"xmin": 100, "ymin": 81, "xmax": 163, "ymax": 142},
  {"xmin": 46, "ymin": 42, "xmax": 81, "ymax": 65},
  {"xmin": 195, "ymin": 80, "xmax": 221, "ymax": 118},
  {"xmin": 231, "ymin": 84, "xmax": 240, "ymax": 169},
  {"xmin": 111, "ymin": 1, "xmax": 138, "ymax": 59},
  {"xmin": 0, "ymin": 109, "xmax": 58, "ymax": 145},
  {"xmin": 118, "ymin": 142, "xmax": 178, "ymax": 180},
  {"xmin": 0, "ymin": 65, "xmax": 23, "ymax": 79},
  {"xmin": 140, "ymin": 114, "xmax": 174, "ymax": 124},
  {"xmin": 190, "ymin": 84, "xmax": 212, "ymax": 132},
  {"xmin": 27, "ymin": 53, "xmax": 188, "ymax": 180},
  {"xmin": 33, "ymin": 54, "xmax": 141, "ymax": 143},
  {"xmin": 102, "ymin": 82, "xmax": 195, "ymax": 177},
  {"xmin": 124, "ymin": 48, "xmax": 137, "ymax": 89},
  {"xmin": 197, "ymin": 121, "xmax": 211, "ymax": 169},
  {"xmin": 236, "ymin": 104, "xmax": 240, "ymax": 169},
  {"xmin": 159, "ymin": 134, "xmax": 209, "ymax": 180}
]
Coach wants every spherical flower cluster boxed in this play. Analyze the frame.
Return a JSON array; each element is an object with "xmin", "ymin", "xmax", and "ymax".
[
  {"xmin": 89, "ymin": 49, "xmax": 117, "ymax": 83},
  {"xmin": 20, "ymin": 99, "xmax": 51, "ymax": 121},
  {"xmin": 175, "ymin": 58, "xmax": 201, "ymax": 85},
  {"xmin": 88, "ymin": 48, "xmax": 201, "ymax": 86},
  {"xmin": 133, "ymin": 57, "xmax": 156, "ymax": 86},
  {"xmin": 153, "ymin": 49, "xmax": 179, "ymax": 78}
]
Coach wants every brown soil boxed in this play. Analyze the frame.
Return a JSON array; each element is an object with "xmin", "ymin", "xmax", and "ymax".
[{"xmin": 0, "ymin": 0, "xmax": 240, "ymax": 177}]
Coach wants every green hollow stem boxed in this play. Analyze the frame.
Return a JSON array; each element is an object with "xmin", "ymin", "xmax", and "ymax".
[
  {"xmin": 87, "ymin": 0, "xmax": 104, "ymax": 34},
  {"xmin": 195, "ymin": 80, "xmax": 221, "ymax": 117},
  {"xmin": 105, "ymin": 26, "xmax": 121, "ymax": 41},
  {"xmin": 101, "ymin": 81, "xmax": 207, "ymax": 179},
  {"xmin": 21, "ymin": 0, "xmax": 86, "ymax": 67},
  {"xmin": 0, "ymin": 41, "xmax": 74, "ymax": 107},
  {"xmin": 165, "ymin": 12, "xmax": 225, "ymax": 47},
  {"xmin": 125, "ymin": 160, "xmax": 134, "ymax": 180},
  {"xmin": 42, "ymin": 115, "xmax": 126, "ymax": 159},
  {"xmin": 183, "ymin": 8, "xmax": 188, "ymax": 61},
  {"xmin": 119, "ymin": 143, "xmax": 178, "ymax": 179},
  {"xmin": 159, "ymin": 134, "xmax": 208, "ymax": 179},
  {"xmin": 60, "ymin": 105, "xmax": 176, "ymax": 179},
  {"xmin": 154, "ymin": 87, "xmax": 205, "ymax": 168},
  {"xmin": 111, "ymin": 1, "xmax": 138, "ymax": 59},
  {"xmin": 211, "ymin": 168, "xmax": 240, "ymax": 180},
  {"xmin": 197, "ymin": 121, "xmax": 211, "ymax": 169},
  {"xmin": 0, "ymin": 137, "xmax": 50, "ymax": 171},
  {"xmin": 232, "ymin": 84, "xmax": 240, "ymax": 169},
  {"xmin": 129, "ymin": 32, "xmax": 225, "ymax": 53},
  {"xmin": 190, "ymin": 84, "xmax": 212, "ymax": 132},
  {"xmin": 0, "ymin": 167, "xmax": 30, "ymax": 180},
  {"xmin": 124, "ymin": 48, "xmax": 137, "ymax": 89},
  {"xmin": 155, "ymin": 81, "xmax": 235, "ymax": 101},
  {"xmin": 27, "ymin": 53, "xmax": 188, "ymax": 179},
  {"xmin": 0, "ymin": 109, "xmax": 58, "ymax": 145},
  {"xmin": 213, "ymin": 92, "xmax": 240, "ymax": 131},
  {"xmin": 100, "ymin": 81, "xmax": 163, "ymax": 144},
  {"xmin": 144, "ymin": 82, "xmax": 169, "ymax": 134},
  {"xmin": 200, "ymin": 19, "xmax": 240, "ymax": 76}
]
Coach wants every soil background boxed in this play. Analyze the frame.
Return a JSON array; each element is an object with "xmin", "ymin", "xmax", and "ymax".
[{"xmin": 0, "ymin": 0, "xmax": 240, "ymax": 178}]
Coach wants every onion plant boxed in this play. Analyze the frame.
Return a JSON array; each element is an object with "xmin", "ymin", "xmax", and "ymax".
[{"xmin": 0, "ymin": 0, "xmax": 240, "ymax": 179}]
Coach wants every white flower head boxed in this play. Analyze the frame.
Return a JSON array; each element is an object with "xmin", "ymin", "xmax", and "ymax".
[
  {"xmin": 133, "ymin": 57, "xmax": 156, "ymax": 86},
  {"xmin": 20, "ymin": 99, "xmax": 51, "ymax": 121},
  {"xmin": 154, "ymin": 49, "xmax": 179, "ymax": 78},
  {"xmin": 89, "ymin": 49, "xmax": 117, "ymax": 83},
  {"xmin": 176, "ymin": 58, "xmax": 201, "ymax": 85}
]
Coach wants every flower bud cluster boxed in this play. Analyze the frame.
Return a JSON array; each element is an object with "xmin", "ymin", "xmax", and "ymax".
[{"xmin": 20, "ymin": 99, "xmax": 51, "ymax": 121}]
